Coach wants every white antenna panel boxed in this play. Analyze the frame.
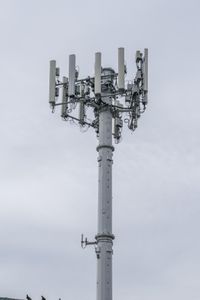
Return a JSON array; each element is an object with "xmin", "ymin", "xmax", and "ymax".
[
  {"xmin": 68, "ymin": 54, "xmax": 76, "ymax": 97},
  {"xmin": 61, "ymin": 76, "xmax": 68, "ymax": 117},
  {"xmin": 49, "ymin": 60, "xmax": 56, "ymax": 105},
  {"xmin": 118, "ymin": 47, "xmax": 125, "ymax": 91},
  {"xmin": 143, "ymin": 48, "xmax": 148, "ymax": 92},
  {"xmin": 95, "ymin": 52, "xmax": 101, "ymax": 95}
]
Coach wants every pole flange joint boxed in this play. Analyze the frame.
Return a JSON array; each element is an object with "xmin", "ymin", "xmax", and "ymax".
[
  {"xmin": 96, "ymin": 145, "xmax": 115, "ymax": 152},
  {"xmin": 95, "ymin": 233, "xmax": 115, "ymax": 241}
]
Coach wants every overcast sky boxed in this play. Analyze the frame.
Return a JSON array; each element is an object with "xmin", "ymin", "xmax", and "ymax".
[{"xmin": 0, "ymin": 0, "xmax": 200, "ymax": 300}]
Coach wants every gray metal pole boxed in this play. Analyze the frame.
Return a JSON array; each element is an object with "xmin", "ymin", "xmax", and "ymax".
[{"xmin": 96, "ymin": 68, "xmax": 115, "ymax": 300}]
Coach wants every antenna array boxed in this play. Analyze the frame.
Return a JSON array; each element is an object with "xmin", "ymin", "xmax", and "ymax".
[{"xmin": 49, "ymin": 48, "xmax": 148, "ymax": 142}]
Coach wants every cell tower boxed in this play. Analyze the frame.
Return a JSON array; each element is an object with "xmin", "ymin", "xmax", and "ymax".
[{"xmin": 49, "ymin": 48, "xmax": 148, "ymax": 300}]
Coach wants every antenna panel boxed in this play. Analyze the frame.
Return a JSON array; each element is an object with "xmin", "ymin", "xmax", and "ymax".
[
  {"xmin": 56, "ymin": 67, "xmax": 60, "ymax": 77},
  {"xmin": 61, "ymin": 76, "xmax": 68, "ymax": 117},
  {"xmin": 79, "ymin": 100, "xmax": 85, "ymax": 125},
  {"xmin": 135, "ymin": 50, "xmax": 142, "ymax": 63},
  {"xmin": 95, "ymin": 52, "xmax": 101, "ymax": 95},
  {"xmin": 143, "ymin": 48, "xmax": 148, "ymax": 92},
  {"xmin": 49, "ymin": 60, "xmax": 56, "ymax": 105},
  {"xmin": 68, "ymin": 54, "xmax": 76, "ymax": 97},
  {"xmin": 142, "ymin": 48, "xmax": 148, "ymax": 104},
  {"xmin": 118, "ymin": 47, "xmax": 125, "ymax": 91}
]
